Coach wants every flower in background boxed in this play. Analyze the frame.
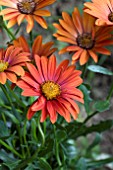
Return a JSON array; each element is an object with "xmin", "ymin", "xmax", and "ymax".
[
  {"xmin": 0, "ymin": 0, "xmax": 56, "ymax": 33},
  {"xmin": 17, "ymin": 55, "xmax": 84, "ymax": 123},
  {"xmin": 13, "ymin": 35, "xmax": 57, "ymax": 60},
  {"xmin": 0, "ymin": 46, "xmax": 30, "ymax": 84},
  {"xmin": 53, "ymin": 8, "xmax": 113, "ymax": 65},
  {"xmin": 84, "ymin": 0, "xmax": 113, "ymax": 26}
]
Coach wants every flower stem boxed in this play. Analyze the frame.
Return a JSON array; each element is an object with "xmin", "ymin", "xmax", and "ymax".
[
  {"xmin": 2, "ymin": 22, "xmax": 16, "ymax": 40},
  {"xmin": 0, "ymin": 139, "xmax": 23, "ymax": 159},
  {"xmin": 0, "ymin": 84, "xmax": 15, "ymax": 114},
  {"xmin": 81, "ymin": 63, "xmax": 87, "ymax": 79},
  {"xmin": 53, "ymin": 124, "xmax": 63, "ymax": 170},
  {"xmin": 6, "ymin": 82, "xmax": 26, "ymax": 108},
  {"xmin": 107, "ymin": 81, "xmax": 113, "ymax": 100},
  {"xmin": 23, "ymin": 119, "xmax": 31, "ymax": 157},
  {"xmin": 83, "ymin": 111, "xmax": 98, "ymax": 124},
  {"xmin": 30, "ymin": 31, "xmax": 33, "ymax": 47},
  {"xmin": 37, "ymin": 113, "xmax": 45, "ymax": 147}
]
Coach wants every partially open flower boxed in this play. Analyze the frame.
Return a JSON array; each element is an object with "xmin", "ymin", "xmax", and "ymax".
[
  {"xmin": 0, "ymin": 46, "xmax": 30, "ymax": 84},
  {"xmin": 0, "ymin": 0, "xmax": 56, "ymax": 33},
  {"xmin": 17, "ymin": 55, "xmax": 84, "ymax": 123},
  {"xmin": 53, "ymin": 8, "xmax": 113, "ymax": 65},
  {"xmin": 13, "ymin": 35, "xmax": 57, "ymax": 60}
]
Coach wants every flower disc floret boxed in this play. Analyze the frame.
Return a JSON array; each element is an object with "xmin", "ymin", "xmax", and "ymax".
[
  {"xmin": 41, "ymin": 81, "xmax": 61, "ymax": 100},
  {"xmin": 0, "ymin": 60, "xmax": 8, "ymax": 72},
  {"xmin": 76, "ymin": 33, "xmax": 95, "ymax": 49},
  {"xmin": 17, "ymin": 0, "xmax": 36, "ymax": 14}
]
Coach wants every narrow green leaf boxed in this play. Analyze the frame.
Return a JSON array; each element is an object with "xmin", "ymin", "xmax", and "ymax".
[
  {"xmin": 87, "ymin": 65, "xmax": 113, "ymax": 75},
  {"xmin": 0, "ymin": 120, "xmax": 10, "ymax": 138},
  {"xmin": 37, "ymin": 158, "xmax": 52, "ymax": 170},
  {"xmin": 88, "ymin": 157, "xmax": 113, "ymax": 168},
  {"xmin": 79, "ymin": 84, "xmax": 92, "ymax": 114},
  {"xmin": 94, "ymin": 100, "xmax": 110, "ymax": 112}
]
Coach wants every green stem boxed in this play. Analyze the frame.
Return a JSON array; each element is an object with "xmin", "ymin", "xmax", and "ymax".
[
  {"xmin": 30, "ymin": 31, "xmax": 33, "ymax": 47},
  {"xmin": 23, "ymin": 119, "xmax": 30, "ymax": 157},
  {"xmin": 107, "ymin": 81, "xmax": 113, "ymax": 100},
  {"xmin": 2, "ymin": 23, "xmax": 16, "ymax": 40},
  {"xmin": 16, "ymin": 148, "xmax": 39, "ymax": 170},
  {"xmin": 81, "ymin": 63, "xmax": 87, "ymax": 79},
  {"xmin": 1, "ymin": 112, "xmax": 7, "ymax": 125},
  {"xmin": 17, "ymin": 124, "xmax": 25, "ymax": 158},
  {"xmin": 37, "ymin": 114, "xmax": 45, "ymax": 147},
  {"xmin": 0, "ymin": 84, "xmax": 15, "ymax": 113},
  {"xmin": 6, "ymin": 82, "xmax": 26, "ymax": 108},
  {"xmin": 53, "ymin": 125, "xmax": 62, "ymax": 169},
  {"xmin": 83, "ymin": 111, "xmax": 98, "ymax": 124},
  {"xmin": 0, "ymin": 139, "xmax": 23, "ymax": 159}
]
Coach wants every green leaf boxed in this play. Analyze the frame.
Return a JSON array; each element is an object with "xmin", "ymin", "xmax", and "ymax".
[
  {"xmin": 61, "ymin": 141, "xmax": 77, "ymax": 159},
  {"xmin": 56, "ymin": 130, "xmax": 67, "ymax": 143},
  {"xmin": 0, "ymin": 150, "xmax": 21, "ymax": 170},
  {"xmin": 76, "ymin": 158, "xmax": 87, "ymax": 170},
  {"xmin": 81, "ymin": 120, "xmax": 113, "ymax": 136},
  {"xmin": 79, "ymin": 84, "xmax": 92, "ymax": 114},
  {"xmin": 87, "ymin": 133, "xmax": 102, "ymax": 151},
  {"xmin": 87, "ymin": 157, "xmax": 113, "ymax": 168},
  {"xmin": 4, "ymin": 111, "xmax": 19, "ymax": 124},
  {"xmin": 68, "ymin": 120, "xmax": 113, "ymax": 139},
  {"xmin": 0, "ymin": 120, "xmax": 10, "ymax": 139},
  {"xmin": 87, "ymin": 65, "xmax": 113, "ymax": 75},
  {"xmin": 37, "ymin": 158, "xmax": 52, "ymax": 170},
  {"xmin": 94, "ymin": 100, "xmax": 110, "ymax": 112}
]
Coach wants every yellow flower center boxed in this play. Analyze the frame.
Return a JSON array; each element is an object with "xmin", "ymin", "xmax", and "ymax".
[
  {"xmin": 0, "ymin": 60, "xmax": 8, "ymax": 72},
  {"xmin": 41, "ymin": 81, "xmax": 61, "ymax": 100},
  {"xmin": 17, "ymin": 0, "xmax": 36, "ymax": 14},
  {"xmin": 108, "ymin": 12, "xmax": 113, "ymax": 22},
  {"xmin": 76, "ymin": 33, "xmax": 95, "ymax": 49}
]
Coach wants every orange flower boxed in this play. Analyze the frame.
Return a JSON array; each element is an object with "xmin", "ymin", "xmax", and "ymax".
[
  {"xmin": 17, "ymin": 55, "xmax": 84, "ymax": 123},
  {"xmin": 0, "ymin": 46, "xmax": 30, "ymax": 84},
  {"xmin": 53, "ymin": 8, "xmax": 113, "ymax": 65},
  {"xmin": 84, "ymin": 0, "xmax": 113, "ymax": 26},
  {"xmin": 0, "ymin": 0, "xmax": 56, "ymax": 33},
  {"xmin": 13, "ymin": 35, "xmax": 57, "ymax": 60}
]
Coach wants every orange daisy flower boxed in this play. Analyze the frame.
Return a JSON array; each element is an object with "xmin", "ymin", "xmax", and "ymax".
[
  {"xmin": 0, "ymin": 46, "xmax": 30, "ymax": 84},
  {"xmin": 53, "ymin": 8, "xmax": 113, "ymax": 65},
  {"xmin": 84, "ymin": 0, "xmax": 113, "ymax": 26},
  {"xmin": 17, "ymin": 55, "xmax": 84, "ymax": 123},
  {"xmin": 0, "ymin": 0, "xmax": 56, "ymax": 33},
  {"xmin": 13, "ymin": 35, "xmax": 57, "ymax": 60}
]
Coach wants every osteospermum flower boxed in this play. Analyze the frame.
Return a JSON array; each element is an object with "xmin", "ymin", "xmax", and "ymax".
[
  {"xmin": 13, "ymin": 35, "xmax": 57, "ymax": 60},
  {"xmin": 17, "ymin": 55, "xmax": 84, "ymax": 123},
  {"xmin": 53, "ymin": 8, "xmax": 113, "ymax": 65},
  {"xmin": 0, "ymin": 46, "xmax": 30, "ymax": 84},
  {"xmin": 84, "ymin": 0, "xmax": 113, "ymax": 26},
  {"xmin": 0, "ymin": 0, "xmax": 56, "ymax": 33}
]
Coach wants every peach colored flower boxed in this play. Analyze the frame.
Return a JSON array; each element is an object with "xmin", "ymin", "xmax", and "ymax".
[
  {"xmin": 0, "ymin": 46, "xmax": 30, "ymax": 84},
  {"xmin": 17, "ymin": 55, "xmax": 84, "ymax": 123},
  {"xmin": 53, "ymin": 8, "xmax": 113, "ymax": 65},
  {"xmin": 0, "ymin": 0, "xmax": 56, "ymax": 33},
  {"xmin": 84, "ymin": 0, "xmax": 113, "ymax": 26},
  {"xmin": 13, "ymin": 35, "xmax": 57, "ymax": 60}
]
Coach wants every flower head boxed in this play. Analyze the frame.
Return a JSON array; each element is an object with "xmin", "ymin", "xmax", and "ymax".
[
  {"xmin": 17, "ymin": 55, "xmax": 84, "ymax": 123},
  {"xmin": 84, "ymin": 0, "xmax": 113, "ymax": 26},
  {"xmin": 0, "ymin": 46, "xmax": 30, "ymax": 84},
  {"xmin": 13, "ymin": 35, "xmax": 57, "ymax": 60},
  {"xmin": 53, "ymin": 8, "xmax": 113, "ymax": 65},
  {"xmin": 0, "ymin": 0, "xmax": 56, "ymax": 33}
]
